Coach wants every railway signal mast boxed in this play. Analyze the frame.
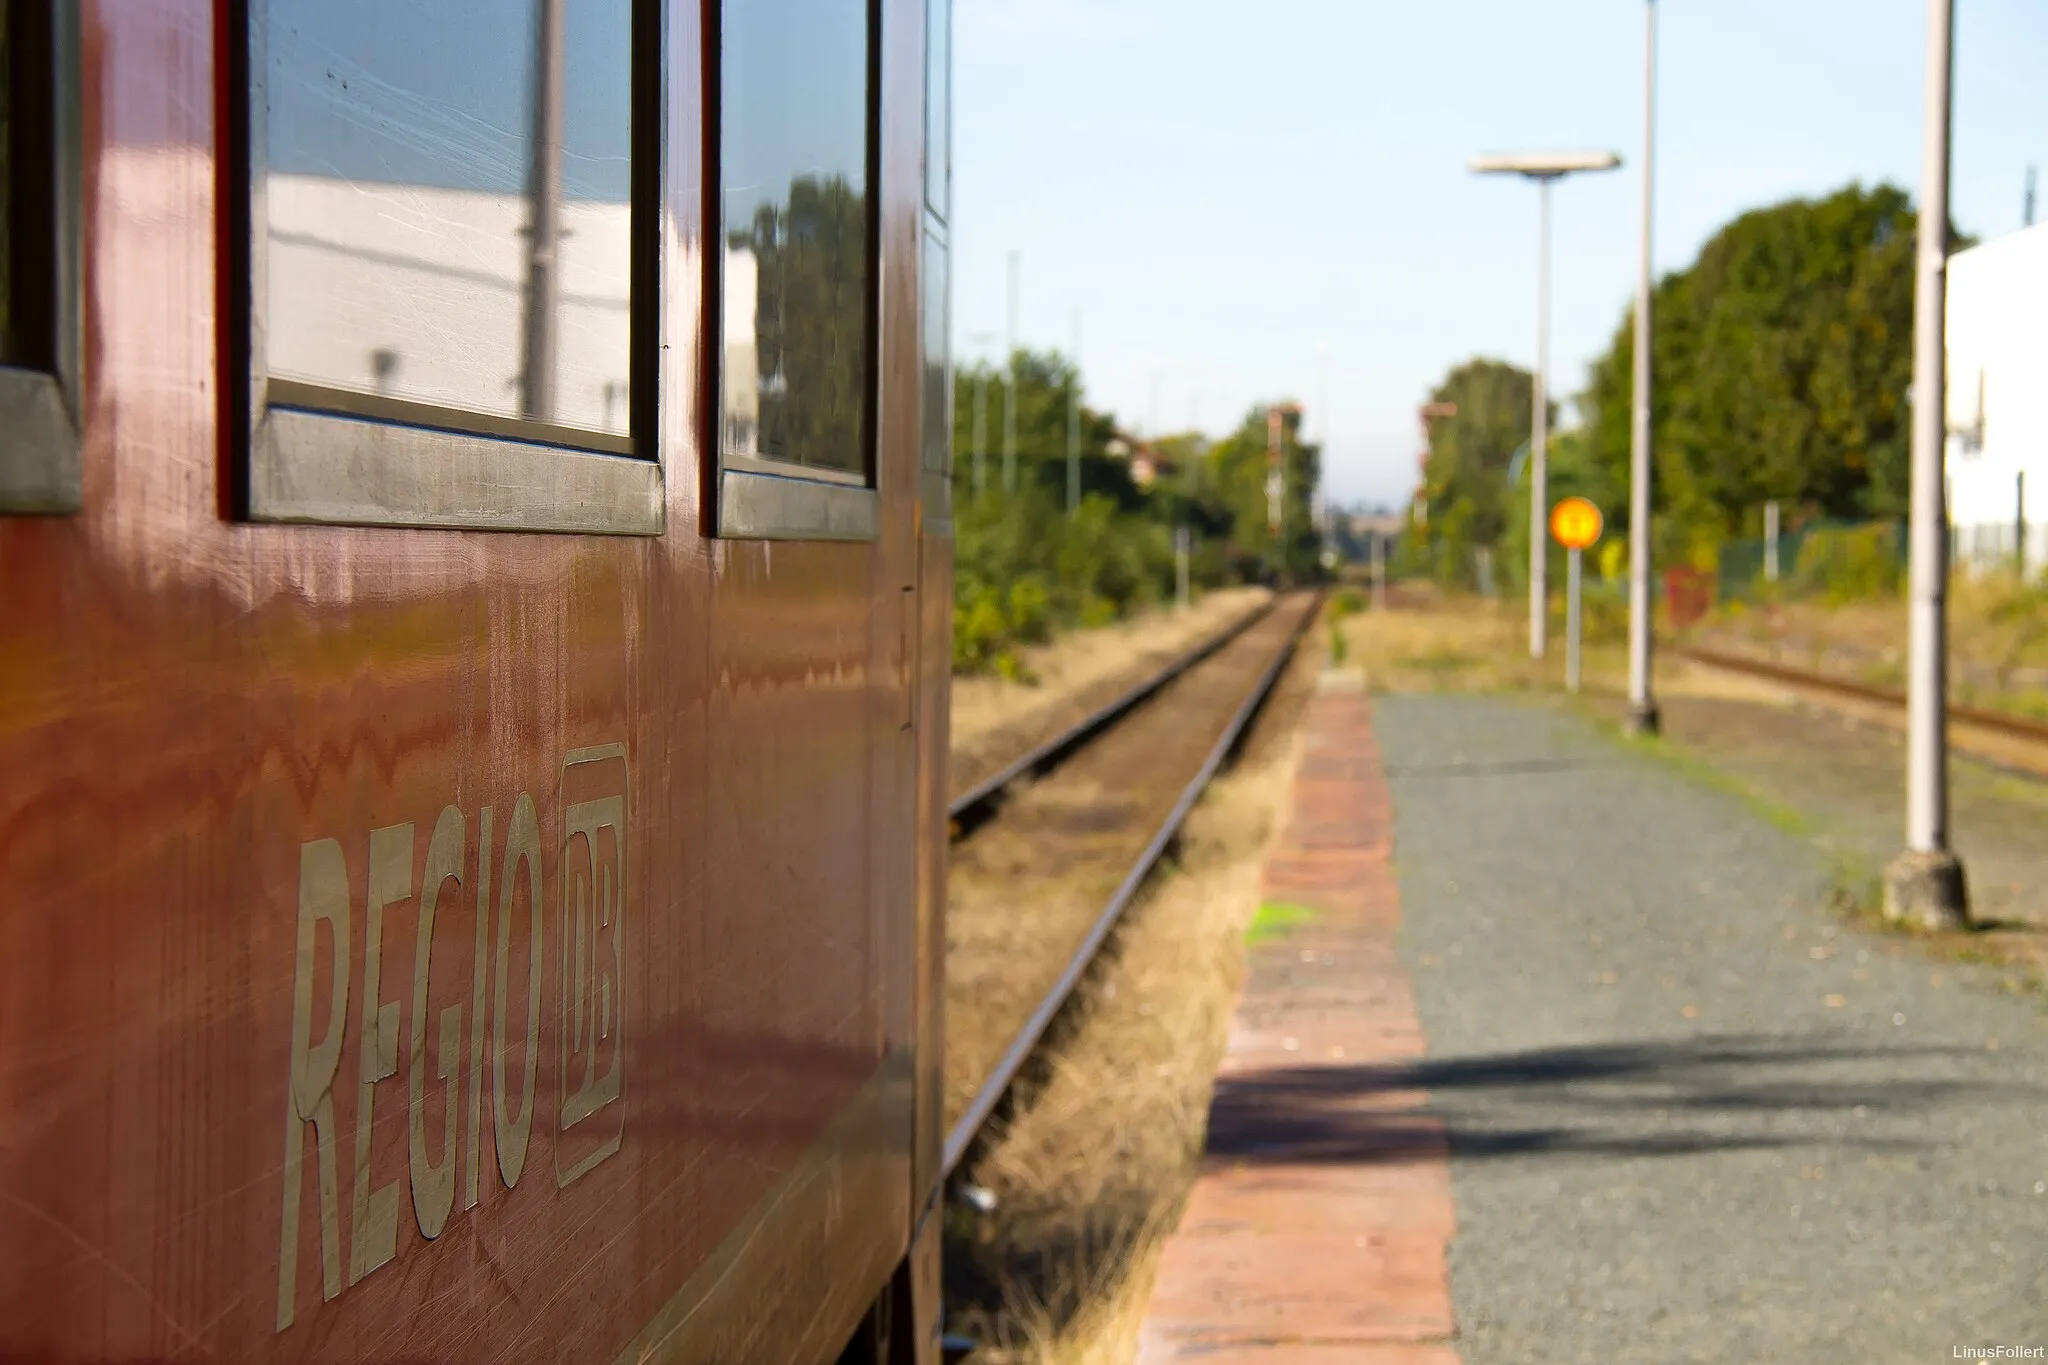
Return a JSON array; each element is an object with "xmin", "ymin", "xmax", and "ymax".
[{"xmin": 1266, "ymin": 405, "xmax": 1285, "ymax": 582}]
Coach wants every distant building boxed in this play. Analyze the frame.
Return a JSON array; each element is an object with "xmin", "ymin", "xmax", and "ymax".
[
  {"xmin": 1945, "ymin": 221, "xmax": 2048, "ymax": 574},
  {"xmin": 722, "ymin": 248, "xmax": 760, "ymax": 458}
]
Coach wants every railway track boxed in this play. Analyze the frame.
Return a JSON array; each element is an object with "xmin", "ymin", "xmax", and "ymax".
[
  {"xmin": 947, "ymin": 596, "xmax": 1279, "ymax": 827},
  {"xmin": 1678, "ymin": 643, "xmax": 2048, "ymax": 766},
  {"xmin": 941, "ymin": 589, "xmax": 1324, "ymax": 1181}
]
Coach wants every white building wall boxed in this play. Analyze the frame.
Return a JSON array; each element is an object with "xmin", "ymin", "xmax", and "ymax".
[
  {"xmin": 266, "ymin": 174, "xmax": 633, "ymax": 436},
  {"xmin": 1944, "ymin": 221, "xmax": 2048, "ymax": 576}
]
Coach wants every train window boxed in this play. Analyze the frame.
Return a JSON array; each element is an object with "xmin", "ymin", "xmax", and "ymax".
[
  {"xmin": 924, "ymin": 0, "xmax": 949, "ymax": 221},
  {"xmin": 920, "ymin": 228, "xmax": 950, "ymax": 506},
  {"xmin": 241, "ymin": 0, "xmax": 663, "ymax": 534},
  {"xmin": 0, "ymin": 0, "xmax": 82, "ymax": 515},
  {"xmin": 712, "ymin": 0, "xmax": 881, "ymax": 540}
]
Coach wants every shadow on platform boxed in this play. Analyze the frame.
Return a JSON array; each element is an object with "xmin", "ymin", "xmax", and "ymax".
[{"xmin": 1202, "ymin": 1033, "xmax": 2025, "ymax": 1167}]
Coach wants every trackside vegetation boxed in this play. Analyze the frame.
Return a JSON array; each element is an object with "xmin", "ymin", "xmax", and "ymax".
[
  {"xmin": 950, "ymin": 350, "xmax": 1326, "ymax": 674},
  {"xmin": 1400, "ymin": 182, "xmax": 1968, "ymax": 611}
]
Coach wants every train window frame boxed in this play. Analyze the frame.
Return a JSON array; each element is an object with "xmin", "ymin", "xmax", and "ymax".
[
  {"xmin": 232, "ymin": 0, "xmax": 665, "ymax": 536},
  {"xmin": 918, "ymin": 0, "xmax": 952, "ymax": 532},
  {"xmin": 923, "ymin": 0, "xmax": 949, "ymax": 223},
  {"xmin": 0, "ymin": 0, "xmax": 83, "ymax": 516},
  {"xmin": 707, "ymin": 0, "xmax": 884, "ymax": 543}
]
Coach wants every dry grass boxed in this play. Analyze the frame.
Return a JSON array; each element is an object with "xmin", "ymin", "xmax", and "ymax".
[
  {"xmin": 1706, "ymin": 574, "xmax": 2048, "ymax": 713},
  {"xmin": 951, "ymin": 588, "xmax": 1272, "ymax": 778},
  {"xmin": 947, "ymin": 651, "xmax": 1316, "ymax": 1364},
  {"xmin": 1334, "ymin": 588, "xmax": 1562, "ymax": 694},
  {"xmin": 1332, "ymin": 587, "xmax": 1851, "ymax": 712}
]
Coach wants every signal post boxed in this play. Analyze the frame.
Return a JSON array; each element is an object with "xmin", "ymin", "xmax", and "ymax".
[{"xmin": 1551, "ymin": 497, "xmax": 1603, "ymax": 694}]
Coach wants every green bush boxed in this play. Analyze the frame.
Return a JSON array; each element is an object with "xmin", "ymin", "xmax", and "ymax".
[
  {"xmin": 1790, "ymin": 523, "xmax": 1902, "ymax": 604},
  {"xmin": 951, "ymin": 486, "xmax": 1182, "ymax": 675},
  {"xmin": 1007, "ymin": 577, "xmax": 1052, "ymax": 644}
]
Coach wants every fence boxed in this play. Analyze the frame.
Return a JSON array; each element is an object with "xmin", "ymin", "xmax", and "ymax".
[
  {"xmin": 1718, "ymin": 519, "xmax": 1907, "ymax": 606},
  {"xmin": 1952, "ymin": 520, "xmax": 2048, "ymax": 579}
]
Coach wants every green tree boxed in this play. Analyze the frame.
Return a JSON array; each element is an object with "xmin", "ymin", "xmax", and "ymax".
[
  {"xmin": 1186, "ymin": 403, "xmax": 1322, "ymax": 583},
  {"xmin": 951, "ymin": 349, "xmax": 1132, "ymax": 506},
  {"xmin": 945, "ymin": 353, "xmax": 1329, "ymax": 671},
  {"xmin": 1578, "ymin": 181, "xmax": 1966, "ymax": 546},
  {"xmin": 1401, "ymin": 358, "xmax": 1550, "ymax": 585}
]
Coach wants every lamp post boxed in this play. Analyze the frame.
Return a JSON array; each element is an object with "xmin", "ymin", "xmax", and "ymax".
[
  {"xmin": 1884, "ymin": 0, "xmax": 1969, "ymax": 930},
  {"xmin": 1470, "ymin": 150, "xmax": 1622, "ymax": 660},
  {"xmin": 1067, "ymin": 311, "xmax": 1082, "ymax": 515},
  {"xmin": 1003, "ymin": 251, "xmax": 1019, "ymax": 494},
  {"xmin": 967, "ymin": 330, "xmax": 998, "ymax": 499},
  {"xmin": 1625, "ymin": 1, "xmax": 1662, "ymax": 736}
]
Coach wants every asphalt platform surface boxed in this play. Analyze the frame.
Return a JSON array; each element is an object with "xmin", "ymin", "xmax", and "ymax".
[{"xmin": 1376, "ymin": 694, "xmax": 2048, "ymax": 1364}]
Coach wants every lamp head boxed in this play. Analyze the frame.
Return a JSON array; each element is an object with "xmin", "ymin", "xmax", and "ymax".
[{"xmin": 1470, "ymin": 150, "xmax": 1623, "ymax": 180}]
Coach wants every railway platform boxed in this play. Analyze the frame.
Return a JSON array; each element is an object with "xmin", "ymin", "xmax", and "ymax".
[
  {"xmin": 1138, "ymin": 673, "xmax": 1455, "ymax": 1364},
  {"xmin": 1141, "ymin": 683, "xmax": 2048, "ymax": 1362}
]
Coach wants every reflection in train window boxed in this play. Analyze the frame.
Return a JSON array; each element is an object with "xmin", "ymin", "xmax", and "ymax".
[
  {"xmin": 0, "ymin": 2, "xmax": 13, "ymax": 366},
  {"xmin": 262, "ymin": 0, "xmax": 636, "ymax": 454},
  {"xmin": 719, "ymin": 0, "xmax": 874, "ymax": 482},
  {"xmin": 1, "ymin": 0, "xmax": 53, "ymax": 373}
]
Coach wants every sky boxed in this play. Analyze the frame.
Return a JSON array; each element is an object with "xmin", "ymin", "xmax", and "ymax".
[
  {"xmin": 266, "ymin": 0, "xmax": 632, "ymax": 198},
  {"xmin": 951, "ymin": 0, "xmax": 2048, "ymax": 510}
]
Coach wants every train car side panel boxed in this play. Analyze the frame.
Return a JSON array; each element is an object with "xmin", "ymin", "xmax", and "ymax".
[{"xmin": 0, "ymin": 0, "xmax": 931, "ymax": 1359}]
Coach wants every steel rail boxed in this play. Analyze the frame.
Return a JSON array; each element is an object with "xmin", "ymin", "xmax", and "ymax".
[
  {"xmin": 1679, "ymin": 644, "xmax": 2048, "ymax": 746},
  {"xmin": 941, "ymin": 589, "xmax": 1324, "ymax": 1179},
  {"xmin": 947, "ymin": 597, "xmax": 1281, "ymax": 824}
]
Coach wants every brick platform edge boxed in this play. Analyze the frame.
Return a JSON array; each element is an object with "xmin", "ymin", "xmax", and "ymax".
[{"xmin": 1136, "ymin": 675, "xmax": 1460, "ymax": 1365}]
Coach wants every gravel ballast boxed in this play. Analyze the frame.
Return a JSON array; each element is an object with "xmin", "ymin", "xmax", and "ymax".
[{"xmin": 1377, "ymin": 694, "xmax": 2048, "ymax": 1364}]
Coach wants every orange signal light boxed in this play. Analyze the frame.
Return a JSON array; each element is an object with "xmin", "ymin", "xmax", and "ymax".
[{"xmin": 1549, "ymin": 497, "xmax": 1603, "ymax": 550}]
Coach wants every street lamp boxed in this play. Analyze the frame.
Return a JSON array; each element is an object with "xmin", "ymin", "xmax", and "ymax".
[
  {"xmin": 1885, "ymin": 0, "xmax": 1969, "ymax": 929},
  {"xmin": 1626, "ymin": 2, "xmax": 1662, "ymax": 737},
  {"xmin": 1471, "ymin": 149, "xmax": 1622, "ymax": 660}
]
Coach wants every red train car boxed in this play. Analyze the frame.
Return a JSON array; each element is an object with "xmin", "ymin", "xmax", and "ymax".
[{"xmin": 0, "ymin": 0, "xmax": 954, "ymax": 1360}]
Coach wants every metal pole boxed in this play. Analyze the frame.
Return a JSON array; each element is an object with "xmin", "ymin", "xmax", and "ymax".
[
  {"xmin": 1175, "ymin": 525, "xmax": 1191, "ymax": 608},
  {"xmin": 971, "ymin": 370, "xmax": 987, "ymax": 498},
  {"xmin": 1566, "ymin": 547, "xmax": 1583, "ymax": 693},
  {"xmin": 1003, "ymin": 251, "xmax": 1019, "ymax": 494},
  {"xmin": 1265, "ymin": 408, "xmax": 1284, "ymax": 584},
  {"xmin": 2017, "ymin": 470, "xmax": 2027, "ymax": 578},
  {"xmin": 1624, "ymin": 0, "xmax": 1660, "ymax": 733},
  {"xmin": 518, "ymin": 0, "xmax": 566, "ymax": 422},
  {"xmin": 1067, "ymin": 311, "xmax": 1082, "ymax": 516},
  {"xmin": 1372, "ymin": 531, "xmax": 1387, "ymax": 611},
  {"xmin": 1885, "ymin": 0, "xmax": 1967, "ymax": 930},
  {"xmin": 1530, "ymin": 176, "xmax": 1552, "ymax": 659},
  {"xmin": 1764, "ymin": 500, "xmax": 1780, "ymax": 582}
]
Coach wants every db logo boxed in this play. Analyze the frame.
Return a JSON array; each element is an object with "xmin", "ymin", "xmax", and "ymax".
[{"xmin": 556, "ymin": 745, "xmax": 627, "ymax": 1185}]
